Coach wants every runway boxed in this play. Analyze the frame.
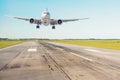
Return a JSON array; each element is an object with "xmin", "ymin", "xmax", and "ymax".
[{"xmin": 0, "ymin": 41, "xmax": 120, "ymax": 80}]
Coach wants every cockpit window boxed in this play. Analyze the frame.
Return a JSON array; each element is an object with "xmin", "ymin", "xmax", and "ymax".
[
  {"xmin": 43, "ymin": 11, "xmax": 50, "ymax": 15},
  {"xmin": 47, "ymin": 12, "xmax": 50, "ymax": 15}
]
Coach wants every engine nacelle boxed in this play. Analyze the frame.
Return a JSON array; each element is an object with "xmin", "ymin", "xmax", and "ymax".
[
  {"xmin": 29, "ymin": 18, "xmax": 34, "ymax": 23},
  {"xmin": 58, "ymin": 19, "xmax": 62, "ymax": 25}
]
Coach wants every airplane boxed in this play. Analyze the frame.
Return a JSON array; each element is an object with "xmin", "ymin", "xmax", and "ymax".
[{"xmin": 13, "ymin": 9, "xmax": 89, "ymax": 29}]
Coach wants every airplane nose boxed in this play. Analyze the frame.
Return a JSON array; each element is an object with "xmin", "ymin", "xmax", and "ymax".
[
  {"xmin": 41, "ymin": 13, "xmax": 50, "ymax": 19},
  {"xmin": 44, "ymin": 14, "xmax": 47, "ymax": 17},
  {"xmin": 43, "ymin": 14, "xmax": 49, "ymax": 18}
]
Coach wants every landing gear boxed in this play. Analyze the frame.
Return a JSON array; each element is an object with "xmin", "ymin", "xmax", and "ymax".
[
  {"xmin": 52, "ymin": 26, "xmax": 55, "ymax": 29},
  {"xmin": 36, "ymin": 25, "xmax": 40, "ymax": 29}
]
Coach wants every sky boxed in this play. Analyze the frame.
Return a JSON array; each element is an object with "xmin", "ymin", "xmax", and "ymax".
[{"xmin": 0, "ymin": 0, "xmax": 120, "ymax": 39}]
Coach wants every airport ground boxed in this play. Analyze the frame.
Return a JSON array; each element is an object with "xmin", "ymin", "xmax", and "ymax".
[{"xmin": 0, "ymin": 41, "xmax": 120, "ymax": 80}]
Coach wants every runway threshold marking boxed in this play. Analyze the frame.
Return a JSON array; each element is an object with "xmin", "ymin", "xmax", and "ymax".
[
  {"xmin": 70, "ymin": 52, "xmax": 94, "ymax": 62},
  {"xmin": 28, "ymin": 48, "xmax": 37, "ymax": 52}
]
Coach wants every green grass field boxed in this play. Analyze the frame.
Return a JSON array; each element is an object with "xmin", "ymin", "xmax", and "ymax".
[
  {"xmin": 0, "ymin": 40, "xmax": 26, "ymax": 49},
  {"xmin": 1, "ymin": 40, "xmax": 120, "ymax": 50},
  {"xmin": 51, "ymin": 40, "xmax": 120, "ymax": 50}
]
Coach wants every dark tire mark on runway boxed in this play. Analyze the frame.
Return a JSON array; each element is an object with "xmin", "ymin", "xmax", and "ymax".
[{"xmin": 40, "ymin": 43, "xmax": 72, "ymax": 80}]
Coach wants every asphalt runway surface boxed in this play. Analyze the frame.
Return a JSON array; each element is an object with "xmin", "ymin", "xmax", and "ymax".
[{"xmin": 0, "ymin": 41, "xmax": 120, "ymax": 80}]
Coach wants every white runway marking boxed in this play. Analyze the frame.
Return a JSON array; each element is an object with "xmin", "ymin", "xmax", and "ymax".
[
  {"xmin": 70, "ymin": 52, "xmax": 94, "ymax": 62},
  {"xmin": 28, "ymin": 48, "xmax": 37, "ymax": 52},
  {"xmin": 85, "ymin": 49, "xmax": 102, "ymax": 53}
]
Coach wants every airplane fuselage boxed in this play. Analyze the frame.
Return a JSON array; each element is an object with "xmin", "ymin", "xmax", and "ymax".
[{"xmin": 41, "ymin": 11, "xmax": 50, "ymax": 26}]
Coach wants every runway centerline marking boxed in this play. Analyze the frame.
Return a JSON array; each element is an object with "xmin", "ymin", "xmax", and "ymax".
[
  {"xmin": 85, "ymin": 49, "xmax": 102, "ymax": 53},
  {"xmin": 28, "ymin": 48, "xmax": 37, "ymax": 52},
  {"xmin": 70, "ymin": 52, "xmax": 94, "ymax": 62}
]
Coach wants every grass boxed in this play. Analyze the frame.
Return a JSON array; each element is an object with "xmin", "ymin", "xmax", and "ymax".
[
  {"xmin": 51, "ymin": 40, "xmax": 120, "ymax": 50},
  {"xmin": 0, "ymin": 40, "xmax": 26, "ymax": 49},
  {"xmin": 1, "ymin": 40, "xmax": 120, "ymax": 50}
]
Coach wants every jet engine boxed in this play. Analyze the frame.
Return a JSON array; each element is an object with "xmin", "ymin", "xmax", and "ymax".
[
  {"xmin": 29, "ymin": 18, "xmax": 34, "ymax": 23},
  {"xmin": 58, "ymin": 19, "xmax": 62, "ymax": 24}
]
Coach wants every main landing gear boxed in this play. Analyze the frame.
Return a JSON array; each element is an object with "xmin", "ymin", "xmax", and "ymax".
[
  {"xmin": 52, "ymin": 26, "xmax": 55, "ymax": 29},
  {"xmin": 36, "ymin": 25, "xmax": 56, "ymax": 29},
  {"xmin": 36, "ymin": 24, "xmax": 40, "ymax": 29}
]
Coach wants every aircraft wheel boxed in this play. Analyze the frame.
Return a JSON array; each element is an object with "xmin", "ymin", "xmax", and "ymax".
[
  {"xmin": 36, "ymin": 25, "xmax": 40, "ymax": 29},
  {"xmin": 52, "ymin": 26, "xmax": 55, "ymax": 29}
]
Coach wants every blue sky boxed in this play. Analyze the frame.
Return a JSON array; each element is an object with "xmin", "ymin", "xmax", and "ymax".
[{"xmin": 0, "ymin": 0, "xmax": 120, "ymax": 39}]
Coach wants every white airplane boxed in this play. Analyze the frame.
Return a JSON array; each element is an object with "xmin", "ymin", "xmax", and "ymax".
[{"xmin": 13, "ymin": 9, "xmax": 88, "ymax": 29}]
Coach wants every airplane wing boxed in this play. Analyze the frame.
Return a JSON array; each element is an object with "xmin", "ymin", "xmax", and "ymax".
[
  {"xmin": 13, "ymin": 16, "xmax": 41, "ymax": 24},
  {"xmin": 13, "ymin": 17, "xmax": 29, "ymax": 21},
  {"xmin": 62, "ymin": 18, "xmax": 89, "ymax": 22},
  {"xmin": 5, "ymin": 15, "xmax": 41, "ymax": 24},
  {"xmin": 50, "ymin": 18, "xmax": 89, "ymax": 25},
  {"xmin": 5, "ymin": 15, "xmax": 30, "ymax": 21}
]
